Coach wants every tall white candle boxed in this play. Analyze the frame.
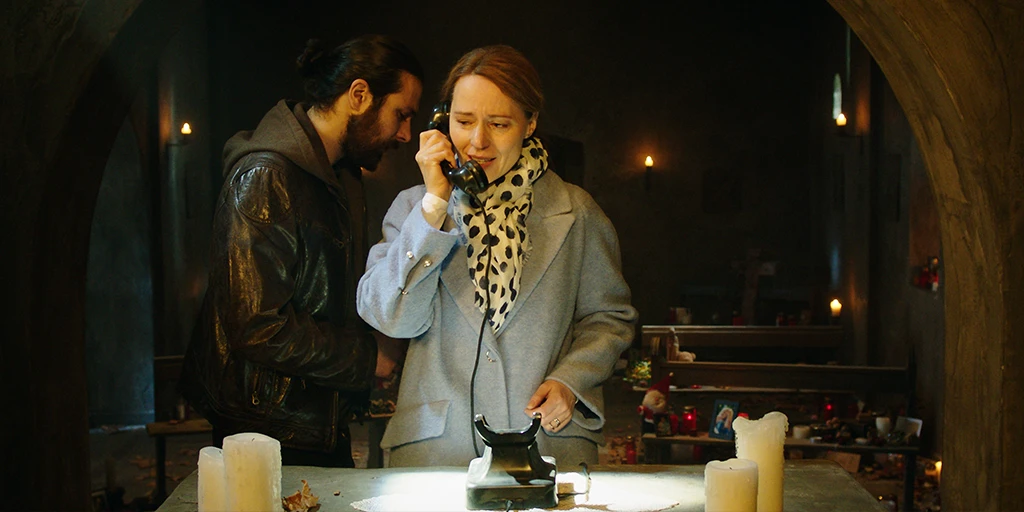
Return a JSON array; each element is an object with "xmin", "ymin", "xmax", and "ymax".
[
  {"xmin": 197, "ymin": 446, "xmax": 228, "ymax": 512},
  {"xmin": 705, "ymin": 458, "xmax": 758, "ymax": 512},
  {"xmin": 876, "ymin": 416, "xmax": 892, "ymax": 436},
  {"xmin": 223, "ymin": 432, "xmax": 282, "ymax": 512},
  {"xmin": 791, "ymin": 425, "xmax": 811, "ymax": 440},
  {"xmin": 733, "ymin": 411, "xmax": 789, "ymax": 512}
]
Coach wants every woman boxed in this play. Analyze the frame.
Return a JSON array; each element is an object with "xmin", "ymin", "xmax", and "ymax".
[{"xmin": 357, "ymin": 45, "xmax": 637, "ymax": 469}]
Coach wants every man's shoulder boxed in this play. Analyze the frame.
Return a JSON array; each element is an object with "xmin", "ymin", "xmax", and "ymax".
[
  {"xmin": 233, "ymin": 150, "xmax": 299, "ymax": 175},
  {"xmin": 227, "ymin": 151, "xmax": 306, "ymax": 224}
]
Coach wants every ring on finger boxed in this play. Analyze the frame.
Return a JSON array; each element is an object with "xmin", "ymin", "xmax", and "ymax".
[{"xmin": 553, "ymin": 418, "xmax": 561, "ymax": 428}]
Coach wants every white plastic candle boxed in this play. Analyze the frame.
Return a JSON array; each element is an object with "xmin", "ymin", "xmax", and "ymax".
[
  {"xmin": 197, "ymin": 446, "xmax": 228, "ymax": 512},
  {"xmin": 791, "ymin": 425, "xmax": 811, "ymax": 440},
  {"xmin": 223, "ymin": 432, "xmax": 282, "ymax": 512},
  {"xmin": 876, "ymin": 416, "xmax": 892, "ymax": 436},
  {"xmin": 733, "ymin": 411, "xmax": 789, "ymax": 512},
  {"xmin": 705, "ymin": 458, "xmax": 758, "ymax": 512}
]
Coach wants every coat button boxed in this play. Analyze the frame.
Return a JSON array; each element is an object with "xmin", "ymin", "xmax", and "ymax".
[
  {"xmin": 485, "ymin": 350, "xmax": 496, "ymax": 363},
  {"xmin": 423, "ymin": 259, "xmax": 432, "ymax": 267},
  {"xmin": 406, "ymin": 251, "xmax": 414, "ymax": 259}
]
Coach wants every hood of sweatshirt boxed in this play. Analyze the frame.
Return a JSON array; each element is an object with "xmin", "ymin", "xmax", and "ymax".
[{"xmin": 221, "ymin": 99, "xmax": 340, "ymax": 191}]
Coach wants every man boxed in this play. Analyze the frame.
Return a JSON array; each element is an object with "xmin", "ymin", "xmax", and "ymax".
[{"xmin": 179, "ymin": 34, "xmax": 422, "ymax": 467}]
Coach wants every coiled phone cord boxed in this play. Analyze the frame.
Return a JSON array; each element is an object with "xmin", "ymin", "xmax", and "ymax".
[{"xmin": 468, "ymin": 195, "xmax": 493, "ymax": 458}]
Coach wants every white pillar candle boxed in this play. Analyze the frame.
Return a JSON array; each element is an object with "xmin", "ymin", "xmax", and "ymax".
[
  {"xmin": 705, "ymin": 458, "xmax": 758, "ymax": 512},
  {"xmin": 223, "ymin": 432, "xmax": 282, "ymax": 512},
  {"xmin": 733, "ymin": 411, "xmax": 789, "ymax": 512},
  {"xmin": 198, "ymin": 446, "xmax": 228, "ymax": 512},
  {"xmin": 791, "ymin": 425, "xmax": 811, "ymax": 440},
  {"xmin": 875, "ymin": 417, "xmax": 892, "ymax": 436}
]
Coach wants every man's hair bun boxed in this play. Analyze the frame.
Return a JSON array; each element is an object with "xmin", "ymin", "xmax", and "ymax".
[{"xmin": 296, "ymin": 38, "xmax": 327, "ymax": 77}]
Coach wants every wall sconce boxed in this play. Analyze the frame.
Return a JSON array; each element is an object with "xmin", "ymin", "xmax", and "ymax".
[
  {"xmin": 644, "ymin": 155, "xmax": 654, "ymax": 191},
  {"xmin": 834, "ymin": 113, "xmax": 854, "ymax": 137},
  {"xmin": 169, "ymin": 122, "xmax": 193, "ymax": 146},
  {"xmin": 829, "ymin": 298, "xmax": 842, "ymax": 324}
]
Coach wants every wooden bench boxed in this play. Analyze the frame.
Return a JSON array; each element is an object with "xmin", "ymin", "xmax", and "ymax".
[
  {"xmin": 145, "ymin": 418, "xmax": 213, "ymax": 500},
  {"xmin": 641, "ymin": 325, "xmax": 844, "ymax": 364},
  {"xmin": 655, "ymin": 360, "xmax": 913, "ymax": 396},
  {"xmin": 644, "ymin": 359, "xmax": 918, "ymax": 509},
  {"xmin": 147, "ymin": 355, "xmax": 213, "ymax": 502}
]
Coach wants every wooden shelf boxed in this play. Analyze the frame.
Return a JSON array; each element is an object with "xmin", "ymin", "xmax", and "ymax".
[{"xmin": 641, "ymin": 431, "xmax": 920, "ymax": 455}]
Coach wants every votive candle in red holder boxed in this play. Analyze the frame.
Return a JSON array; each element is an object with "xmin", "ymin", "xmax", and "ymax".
[{"xmin": 682, "ymin": 405, "xmax": 698, "ymax": 435}]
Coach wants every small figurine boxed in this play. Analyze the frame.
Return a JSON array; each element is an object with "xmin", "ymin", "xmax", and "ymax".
[
  {"xmin": 638, "ymin": 374, "xmax": 677, "ymax": 435},
  {"xmin": 606, "ymin": 436, "xmax": 626, "ymax": 464},
  {"xmin": 624, "ymin": 436, "xmax": 637, "ymax": 464}
]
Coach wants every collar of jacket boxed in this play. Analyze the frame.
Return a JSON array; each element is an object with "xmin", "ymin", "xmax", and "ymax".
[{"xmin": 289, "ymin": 101, "xmax": 362, "ymax": 204}]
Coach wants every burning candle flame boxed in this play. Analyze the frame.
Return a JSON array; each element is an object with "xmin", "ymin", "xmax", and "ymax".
[{"xmin": 830, "ymin": 299, "xmax": 842, "ymax": 317}]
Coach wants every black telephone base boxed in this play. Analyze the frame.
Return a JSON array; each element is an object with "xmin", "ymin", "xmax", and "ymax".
[{"xmin": 465, "ymin": 414, "xmax": 558, "ymax": 510}]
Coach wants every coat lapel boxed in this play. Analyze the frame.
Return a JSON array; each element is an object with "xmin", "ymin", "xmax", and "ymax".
[
  {"xmin": 500, "ymin": 173, "xmax": 574, "ymax": 334},
  {"xmin": 439, "ymin": 172, "xmax": 575, "ymax": 337},
  {"xmin": 439, "ymin": 242, "xmax": 493, "ymax": 336}
]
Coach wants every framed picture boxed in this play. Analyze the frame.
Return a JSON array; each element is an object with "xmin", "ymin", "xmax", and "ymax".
[
  {"xmin": 708, "ymin": 400, "xmax": 740, "ymax": 440},
  {"xmin": 895, "ymin": 416, "xmax": 923, "ymax": 437}
]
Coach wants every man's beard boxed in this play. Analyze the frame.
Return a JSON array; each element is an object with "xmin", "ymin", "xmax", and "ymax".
[{"xmin": 341, "ymin": 104, "xmax": 398, "ymax": 171}]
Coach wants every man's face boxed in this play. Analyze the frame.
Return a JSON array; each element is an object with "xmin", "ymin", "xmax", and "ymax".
[{"xmin": 343, "ymin": 72, "xmax": 422, "ymax": 171}]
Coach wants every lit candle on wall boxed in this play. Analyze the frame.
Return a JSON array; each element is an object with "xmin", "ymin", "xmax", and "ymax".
[
  {"xmin": 835, "ymin": 113, "xmax": 847, "ymax": 126},
  {"xmin": 830, "ymin": 299, "xmax": 842, "ymax": 317},
  {"xmin": 223, "ymin": 432, "xmax": 282, "ymax": 512},
  {"xmin": 197, "ymin": 446, "xmax": 227, "ymax": 512},
  {"xmin": 644, "ymin": 156, "xmax": 654, "ymax": 191},
  {"xmin": 733, "ymin": 411, "xmax": 789, "ymax": 512},
  {"xmin": 176, "ymin": 122, "xmax": 194, "ymax": 145},
  {"xmin": 705, "ymin": 458, "xmax": 758, "ymax": 512}
]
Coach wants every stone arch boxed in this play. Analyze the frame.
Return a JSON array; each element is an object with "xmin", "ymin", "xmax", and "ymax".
[
  {"xmin": 829, "ymin": 1, "xmax": 1023, "ymax": 509},
  {"xmin": 11, "ymin": 0, "xmax": 200, "ymax": 509},
  {"xmin": 6, "ymin": 1, "xmax": 1021, "ymax": 510}
]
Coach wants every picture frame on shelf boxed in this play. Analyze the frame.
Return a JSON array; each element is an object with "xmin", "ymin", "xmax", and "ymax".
[
  {"xmin": 895, "ymin": 416, "xmax": 923, "ymax": 439},
  {"xmin": 709, "ymin": 399, "xmax": 740, "ymax": 440}
]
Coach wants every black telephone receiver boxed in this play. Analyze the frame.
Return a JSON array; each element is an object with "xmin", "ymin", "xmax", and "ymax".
[{"xmin": 426, "ymin": 102, "xmax": 489, "ymax": 196}]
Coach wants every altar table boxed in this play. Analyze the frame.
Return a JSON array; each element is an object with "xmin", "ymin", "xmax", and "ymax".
[{"xmin": 156, "ymin": 459, "xmax": 885, "ymax": 511}]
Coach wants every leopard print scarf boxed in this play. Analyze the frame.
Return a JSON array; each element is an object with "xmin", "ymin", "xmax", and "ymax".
[{"xmin": 452, "ymin": 137, "xmax": 548, "ymax": 333}]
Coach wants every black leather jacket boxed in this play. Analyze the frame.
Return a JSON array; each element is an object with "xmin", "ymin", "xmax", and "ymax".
[{"xmin": 180, "ymin": 101, "xmax": 376, "ymax": 453}]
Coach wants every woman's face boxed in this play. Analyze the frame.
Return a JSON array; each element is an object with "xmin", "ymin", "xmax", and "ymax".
[{"xmin": 449, "ymin": 74, "xmax": 536, "ymax": 183}]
